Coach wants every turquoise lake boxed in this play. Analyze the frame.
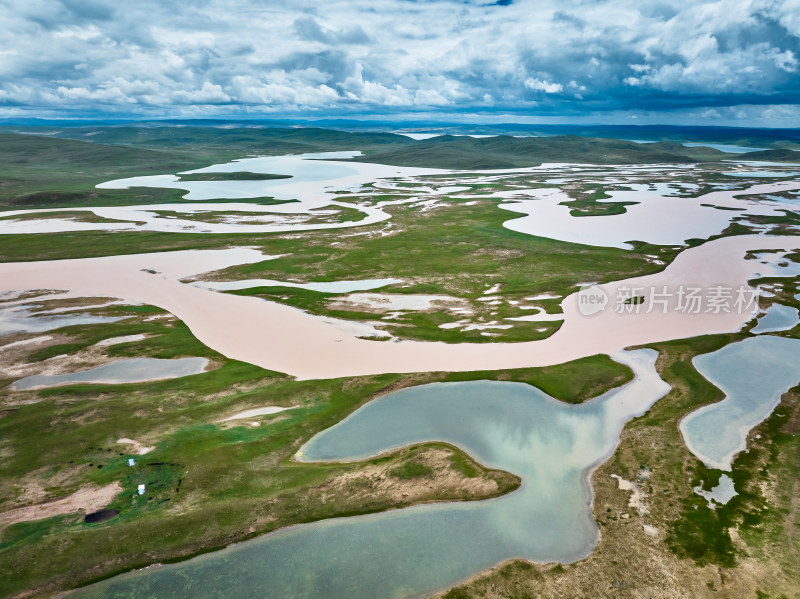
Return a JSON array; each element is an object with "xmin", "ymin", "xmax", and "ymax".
[{"xmin": 680, "ymin": 335, "xmax": 800, "ymax": 471}]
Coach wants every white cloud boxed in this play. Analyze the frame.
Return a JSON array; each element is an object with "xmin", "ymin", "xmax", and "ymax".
[
  {"xmin": 57, "ymin": 85, "xmax": 133, "ymax": 103},
  {"xmin": 230, "ymin": 74, "xmax": 340, "ymax": 108},
  {"xmin": 524, "ymin": 78, "xmax": 563, "ymax": 93},
  {"xmin": 773, "ymin": 49, "xmax": 798, "ymax": 72},
  {"xmin": 172, "ymin": 82, "xmax": 230, "ymax": 105},
  {"xmin": 0, "ymin": 0, "xmax": 796, "ymax": 121}
]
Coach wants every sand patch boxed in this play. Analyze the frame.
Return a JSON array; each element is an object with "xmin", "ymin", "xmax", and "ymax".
[
  {"xmin": 219, "ymin": 406, "xmax": 294, "ymax": 422},
  {"xmin": 117, "ymin": 438, "xmax": 155, "ymax": 455},
  {"xmin": 505, "ymin": 307, "xmax": 564, "ymax": 323},
  {"xmin": 0, "ymin": 334, "xmax": 54, "ymax": 351},
  {"xmin": 642, "ymin": 524, "xmax": 660, "ymax": 537},
  {"xmin": 610, "ymin": 474, "xmax": 650, "ymax": 516},
  {"xmin": 328, "ymin": 293, "xmax": 469, "ymax": 313},
  {"xmin": 0, "ymin": 481, "xmax": 122, "ymax": 529},
  {"xmin": 95, "ymin": 334, "xmax": 147, "ymax": 347}
]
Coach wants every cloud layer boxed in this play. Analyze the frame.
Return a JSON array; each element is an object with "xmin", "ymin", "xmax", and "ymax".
[{"xmin": 1, "ymin": 0, "xmax": 799, "ymax": 124}]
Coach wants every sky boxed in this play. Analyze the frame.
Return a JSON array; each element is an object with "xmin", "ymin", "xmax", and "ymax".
[{"xmin": 1, "ymin": 0, "xmax": 800, "ymax": 126}]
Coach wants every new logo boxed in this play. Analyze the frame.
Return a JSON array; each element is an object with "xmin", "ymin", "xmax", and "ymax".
[{"xmin": 577, "ymin": 285, "xmax": 609, "ymax": 316}]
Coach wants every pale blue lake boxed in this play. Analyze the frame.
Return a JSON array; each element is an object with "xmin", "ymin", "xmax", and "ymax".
[
  {"xmin": 680, "ymin": 335, "xmax": 800, "ymax": 471},
  {"xmin": 751, "ymin": 303, "xmax": 799, "ymax": 334},
  {"xmin": 12, "ymin": 358, "xmax": 209, "ymax": 390}
]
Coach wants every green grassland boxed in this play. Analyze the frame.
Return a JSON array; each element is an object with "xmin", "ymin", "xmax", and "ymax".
[
  {"xmin": 149, "ymin": 203, "xmax": 366, "ymax": 225},
  {"xmin": 0, "ymin": 128, "xmax": 409, "ymax": 211},
  {"xmin": 735, "ymin": 149, "xmax": 800, "ymax": 162},
  {"xmin": 0, "ymin": 300, "xmax": 632, "ymax": 597},
  {"xmin": 14, "ymin": 125, "xmax": 411, "ymax": 155},
  {"xmin": 557, "ymin": 185, "xmax": 639, "ymax": 217},
  {"xmin": 0, "ymin": 210, "xmax": 135, "ymax": 225},
  {"xmin": 351, "ymin": 135, "xmax": 730, "ymax": 169},
  {"xmin": 416, "ymin": 123, "xmax": 800, "ymax": 152},
  {"xmin": 2, "ymin": 125, "xmax": 795, "ymax": 217},
  {"xmin": 0, "ymin": 133, "xmax": 221, "ymax": 210}
]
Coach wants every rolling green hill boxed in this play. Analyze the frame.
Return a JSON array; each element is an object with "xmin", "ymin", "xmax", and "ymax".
[
  {"xmin": 737, "ymin": 148, "xmax": 800, "ymax": 162},
  {"xmin": 0, "ymin": 128, "xmax": 415, "ymax": 209},
  {"xmin": 8, "ymin": 126, "xmax": 414, "ymax": 156},
  {"xmin": 0, "ymin": 126, "xmax": 758, "ymax": 210},
  {"xmin": 353, "ymin": 135, "xmax": 729, "ymax": 169}
]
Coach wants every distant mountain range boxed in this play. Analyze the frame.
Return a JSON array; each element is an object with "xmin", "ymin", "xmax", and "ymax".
[{"xmin": 1, "ymin": 125, "xmax": 798, "ymax": 178}]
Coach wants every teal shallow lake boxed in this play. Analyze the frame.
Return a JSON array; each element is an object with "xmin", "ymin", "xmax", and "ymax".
[
  {"xmin": 750, "ymin": 303, "xmax": 799, "ymax": 334},
  {"xmin": 0, "ymin": 304, "xmax": 125, "ymax": 336},
  {"xmin": 680, "ymin": 335, "xmax": 800, "ymax": 471},
  {"xmin": 73, "ymin": 349, "xmax": 669, "ymax": 599},
  {"xmin": 11, "ymin": 357, "xmax": 210, "ymax": 391}
]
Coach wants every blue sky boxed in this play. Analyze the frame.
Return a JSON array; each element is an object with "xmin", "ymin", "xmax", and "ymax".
[{"xmin": 1, "ymin": 0, "xmax": 799, "ymax": 126}]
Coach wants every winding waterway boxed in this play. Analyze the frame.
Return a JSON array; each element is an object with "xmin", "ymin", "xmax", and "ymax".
[
  {"xmin": 1, "ymin": 155, "xmax": 798, "ymax": 248},
  {"xmin": 0, "ymin": 235, "xmax": 798, "ymax": 380}
]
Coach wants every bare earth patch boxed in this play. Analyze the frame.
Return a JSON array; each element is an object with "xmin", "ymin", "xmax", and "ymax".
[
  {"xmin": 218, "ymin": 406, "xmax": 294, "ymax": 422},
  {"xmin": 327, "ymin": 292, "xmax": 470, "ymax": 314},
  {"xmin": 0, "ymin": 481, "xmax": 122, "ymax": 529},
  {"xmin": 610, "ymin": 473, "xmax": 650, "ymax": 516},
  {"xmin": 116, "ymin": 438, "xmax": 154, "ymax": 455}
]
